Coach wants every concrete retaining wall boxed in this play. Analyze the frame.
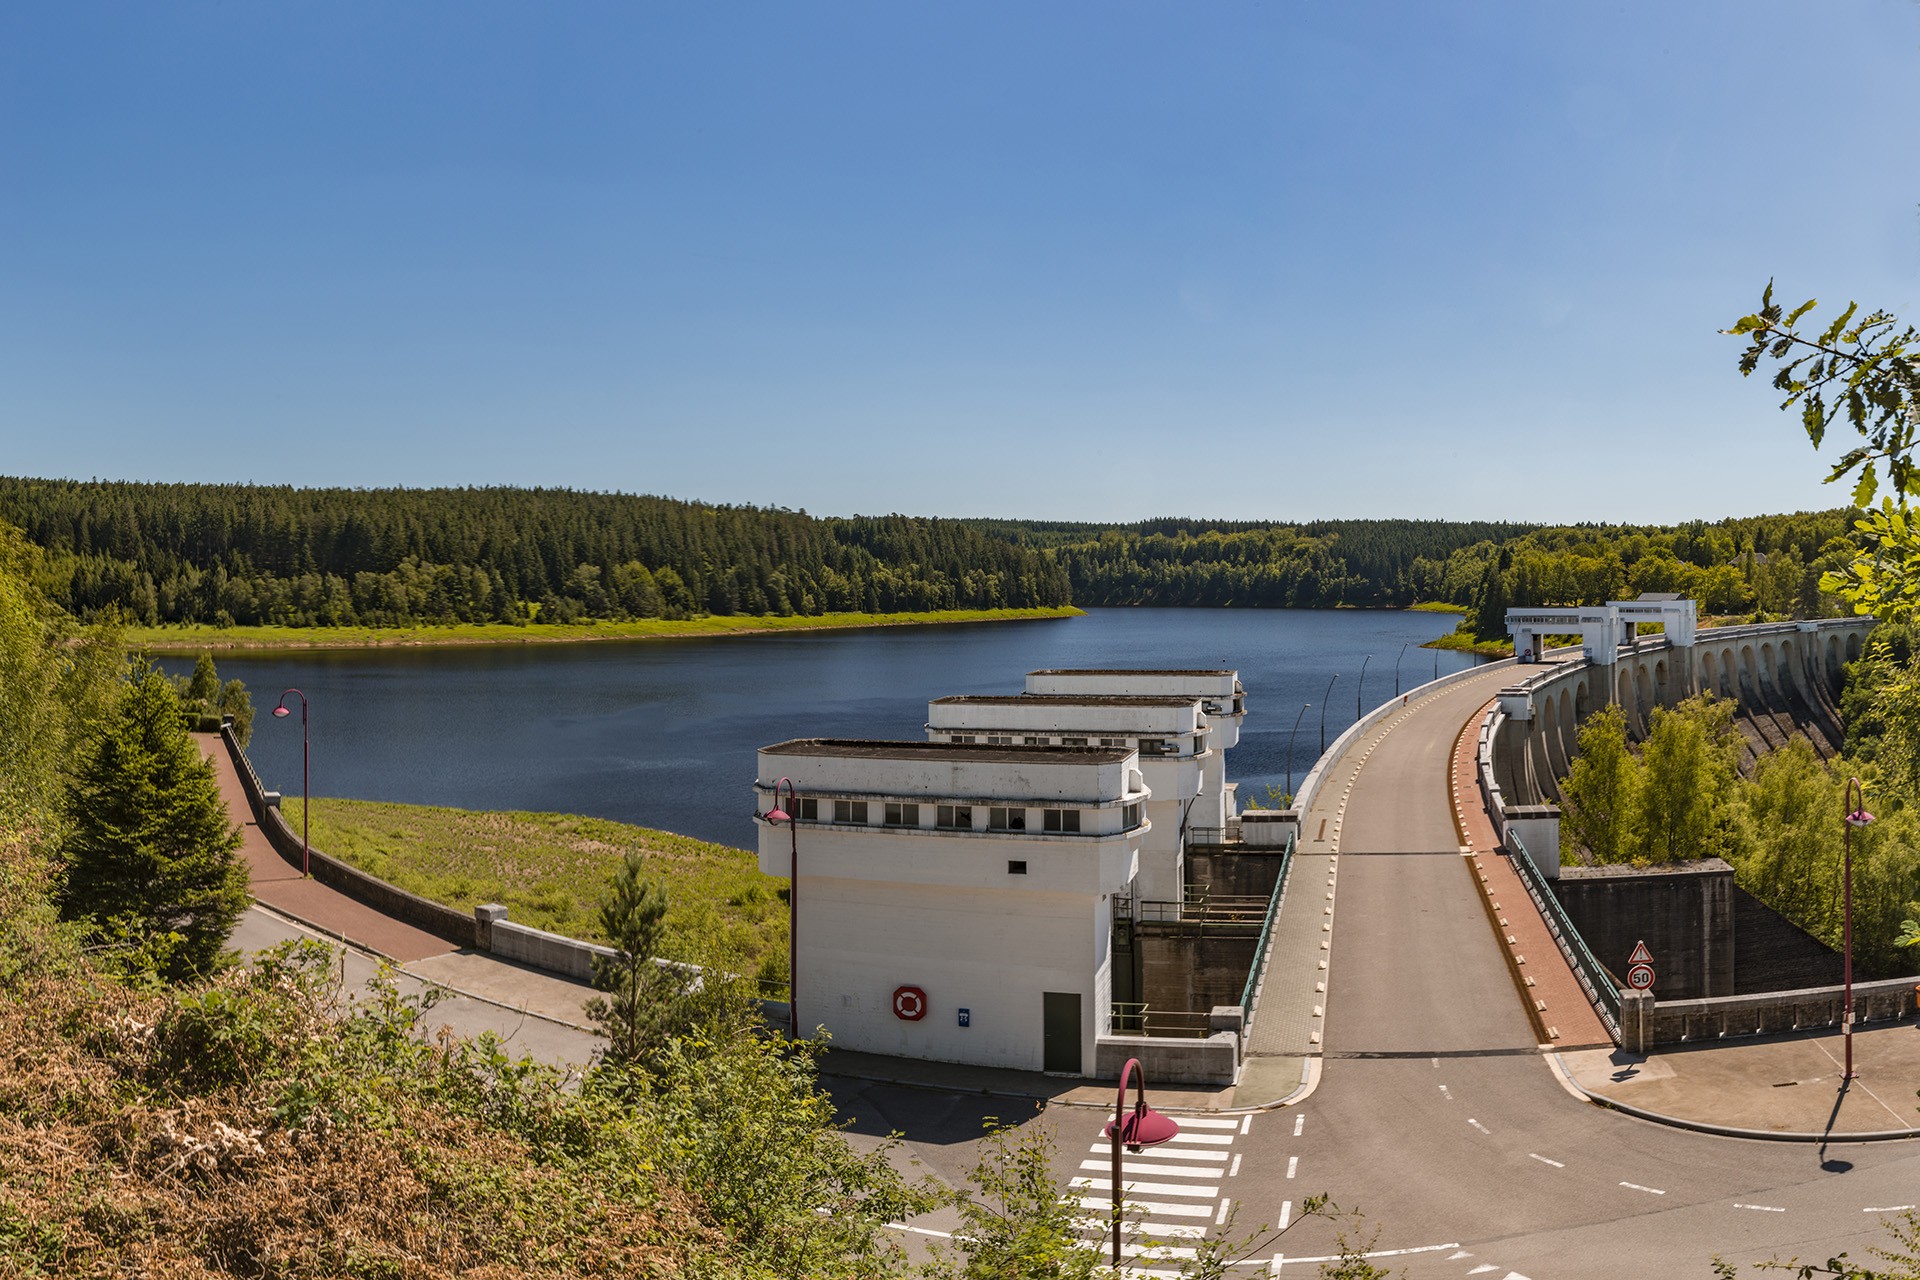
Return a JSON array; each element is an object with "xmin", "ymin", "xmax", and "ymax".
[
  {"xmin": 479, "ymin": 905, "xmax": 618, "ymax": 982},
  {"xmin": 1621, "ymin": 976, "xmax": 1919, "ymax": 1050},
  {"xmin": 220, "ymin": 727, "xmax": 477, "ymax": 950},
  {"xmin": 1554, "ymin": 860, "xmax": 1735, "ymax": 1000},
  {"xmin": 1094, "ymin": 1031, "xmax": 1239, "ymax": 1085}
]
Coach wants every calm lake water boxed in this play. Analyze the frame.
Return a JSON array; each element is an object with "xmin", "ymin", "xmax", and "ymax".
[{"xmin": 163, "ymin": 608, "xmax": 1476, "ymax": 850}]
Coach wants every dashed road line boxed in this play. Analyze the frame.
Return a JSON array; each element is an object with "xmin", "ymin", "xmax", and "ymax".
[
  {"xmin": 1278, "ymin": 1199, "xmax": 1292, "ymax": 1230},
  {"xmin": 1468, "ymin": 1117, "xmax": 1491, "ymax": 1134},
  {"xmin": 1228, "ymin": 1154, "xmax": 1242, "ymax": 1178},
  {"xmin": 1240, "ymin": 1113, "xmax": 1253, "ymax": 1136},
  {"xmin": 1293, "ymin": 1114, "xmax": 1305, "ymax": 1137},
  {"xmin": 1215, "ymin": 1198, "xmax": 1231, "ymax": 1226},
  {"xmin": 1528, "ymin": 1153, "xmax": 1564, "ymax": 1168},
  {"xmin": 1734, "ymin": 1204, "xmax": 1785, "ymax": 1213},
  {"xmin": 1621, "ymin": 1182, "xmax": 1667, "ymax": 1196},
  {"xmin": 1286, "ymin": 1155, "xmax": 1298, "ymax": 1179},
  {"xmin": 1865, "ymin": 1204, "xmax": 1917, "ymax": 1213}
]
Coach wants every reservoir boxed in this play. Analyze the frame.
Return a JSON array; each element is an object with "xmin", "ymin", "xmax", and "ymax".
[{"xmin": 166, "ymin": 607, "xmax": 1475, "ymax": 849}]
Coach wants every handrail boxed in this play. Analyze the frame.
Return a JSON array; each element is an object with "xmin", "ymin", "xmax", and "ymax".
[
  {"xmin": 1239, "ymin": 832, "xmax": 1296, "ymax": 1019},
  {"xmin": 1506, "ymin": 829, "xmax": 1621, "ymax": 1041}
]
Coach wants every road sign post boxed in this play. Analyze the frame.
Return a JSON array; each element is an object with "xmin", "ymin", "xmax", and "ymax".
[{"xmin": 1625, "ymin": 940, "xmax": 1655, "ymax": 993}]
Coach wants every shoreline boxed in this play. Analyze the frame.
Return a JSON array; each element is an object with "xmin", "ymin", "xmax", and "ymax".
[{"xmin": 128, "ymin": 605, "xmax": 1085, "ymax": 652}]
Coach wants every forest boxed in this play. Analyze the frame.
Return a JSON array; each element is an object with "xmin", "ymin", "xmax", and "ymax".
[
  {"xmin": 0, "ymin": 476, "xmax": 1865, "ymax": 631},
  {"xmin": 0, "ymin": 478, "xmax": 1071, "ymax": 627}
]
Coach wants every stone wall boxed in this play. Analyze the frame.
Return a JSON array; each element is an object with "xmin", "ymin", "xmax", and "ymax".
[
  {"xmin": 1185, "ymin": 849, "xmax": 1289, "ymax": 900},
  {"xmin": 1138, "ymin": 931, "xmax": 1260, "ymax": 1016},
  {"xmin": 1732, "ymin": 887, "xmax": 1845, "ymax": 995}
]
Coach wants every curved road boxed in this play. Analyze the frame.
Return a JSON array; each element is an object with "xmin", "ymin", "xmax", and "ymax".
[{"xmin": 1231, "ymin": 665, "xmax": 1920, "ymax": 1278}]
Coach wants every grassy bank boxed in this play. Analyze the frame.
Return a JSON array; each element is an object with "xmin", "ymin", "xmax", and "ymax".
[
  {"xmin": 1422, "ymin": 627, "xmax": 1512, "ymax": 657},
  {"xmin": 1408, "ymin": 600, "xmax": 1471, "ymax": 614},
  {"xmin": 129, "ymin": 605, "xmax": 1084, "ymax": 652},
  {"xmin": 293, "ymin": 797, "xmax": 787, "ymax": 978}
]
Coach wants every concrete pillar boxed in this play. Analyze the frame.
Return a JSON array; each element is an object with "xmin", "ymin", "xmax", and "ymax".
[
  {"xmin": 474, "ymin": 903, "xmax": 508, "ymax": 952},
  {"xmin": 1503, "ymin": 805, "xmax": 1561, "ymax": 880},
  {"xmin": 1618, "ymin": 988, "xmax": 1653, "ymax": 1054}
]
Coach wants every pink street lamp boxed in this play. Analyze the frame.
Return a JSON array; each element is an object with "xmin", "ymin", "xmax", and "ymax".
[
  {"xmin": 271, "ymin": 689, "xmax": 310, "ymax": 878},
  {"xmin": 762, "ymin": 777, "xmax": 799, "ymax": 1040},
  {"xmin": 1101, "ymin": 1057, "xmax": 1181, "ymax": 1271},
  {"xmin": 1843, "ymin": 777, "xmax": 1874, "ymax": 1081}
]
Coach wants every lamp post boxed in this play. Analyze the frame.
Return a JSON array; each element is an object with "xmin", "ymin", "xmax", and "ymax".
[
  {"xmin": 1102, "ymin": 1057, "xmax": 1180, "ymax": 1270},
  {"xmin": 1842, "ymin": 777, "xmax": 1874, "ymax": 1081},
  {"xmin": 763, "ymin": 777, "xmax": 800, "ymax": 1041},
  {"xmin": 270, "ymin": 689, "xmax": 309, "ymax": 878},
  {"xmin": 1286, "ymin": 702, "xmax": 1310, "ymax": 800},
  {"xmin": 1394, "ymin": 641, "xmax": 1410, "ymax": 696},
  {"xmin": 1320, "ymin": 673, "xmax": 1339, "ymax": 753},
  {"xmin": 1356, "ymin": 654, "xmax": 1371, "ymax": 720}
]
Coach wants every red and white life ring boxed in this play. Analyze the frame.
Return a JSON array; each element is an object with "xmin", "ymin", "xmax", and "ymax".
[{"xmin": 893, "ymin": 985, "xmax": 928, "ymax": 1021}]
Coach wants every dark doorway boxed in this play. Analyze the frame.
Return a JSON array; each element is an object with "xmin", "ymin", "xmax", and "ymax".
[{"xmin": 1043, "ymin": 991, "xmax": 1082, "ymax": 1074}]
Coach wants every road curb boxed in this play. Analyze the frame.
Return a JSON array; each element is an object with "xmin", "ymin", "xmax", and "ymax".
[{"xmin": 1547, "ymin": 1051, "xmax": 1920, "ymax": 1143}]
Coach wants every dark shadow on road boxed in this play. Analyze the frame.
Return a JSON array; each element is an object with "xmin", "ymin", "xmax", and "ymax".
[{"xmin": 1820, "ymin": 1078, "xmax": 1855, "ymax": 1172}]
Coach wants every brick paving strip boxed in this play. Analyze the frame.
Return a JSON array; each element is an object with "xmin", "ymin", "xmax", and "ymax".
[
  {"xmin": 1446, "ymin": 704, "xmax": 1612, "ymax": 1049},
  {"xmin": 195, "ymin": 735, "xmax": 456, "ymax": 964}
]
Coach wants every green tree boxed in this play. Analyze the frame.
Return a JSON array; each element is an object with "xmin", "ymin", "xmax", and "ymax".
[
  {"xmin": 58, "ymin": 670, "xmax": 248, "ymax": 981},
  {"xmin": 184, "ymin": 651, "xmax": 219, "ymax": 707},
  {"xmin": 1635, "ymin": 694, "xmax": 1741, "ymax": 864},
  {"xmin": 586, "ymin": 851, "xmax": 674, "ymax": 1066},
  {"xmin": 932, "ymin": 1124, "xmax": 1101, "ymax": 1280},
  {"xmin": 1560, "ymin": 703, "xmax": 1637, "ymax": 864}
]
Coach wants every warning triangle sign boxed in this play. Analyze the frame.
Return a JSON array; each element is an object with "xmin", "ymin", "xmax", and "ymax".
[{"xmin": 1628, "ymin": 940, "xmax": 1653, "ymax": 965}]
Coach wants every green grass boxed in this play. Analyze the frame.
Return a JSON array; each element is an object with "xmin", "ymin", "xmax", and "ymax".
[
  {"xmin": 293, "ymin": 797, "xmax": 788, "ymax": 976},
  {"xmin": 128, "ymin": 605, "xmax": 1084, "ymax": 652},
  {"xmin": 1408, "ymin": 600, "xmax": 1471, "ymax": 614},
  {"xmin": 1421, "ymin": 627, "xmax": 1512, "ymax": 657}
]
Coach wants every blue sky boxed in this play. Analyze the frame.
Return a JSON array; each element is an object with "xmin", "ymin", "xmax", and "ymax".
[{"xmin": 3, "ymin": 2, "xmax": 1916, "ymax": 524}]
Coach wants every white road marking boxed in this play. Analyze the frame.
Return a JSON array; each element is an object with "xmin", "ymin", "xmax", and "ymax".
[
  {"xmin": 1240, "ymin": 1113, "xmax": 1253, "ymax": 1136},
  {"xmin": 1072, "ymin": 1196, "xmax": 1214, "ymax": 1218},
  {"xmin": 884, "ymin": 1222, "xmax": 954, "ymax": 1238},
  {"xmin": 1084, "ymin": 1143, "xmax": 1227, "ymax": 1162},
  {"xmin": 1162, "ymin": 1132, "xmax": 1235, "ymax": 1145},
  {"xmin": 1445, "ymin": 1250, "xmax": 1471, "ymax": 1261},
  {"xmin": 1215, "ymin": 1198, "xmax": 1231, "ymax": 1226},
  {"xmin": 1070, "ymin": 1218, "xmax": 1207, "ymax": 1239},
  {"xmin": 1438, "ymin": 1084, "xmax": 1453, "ymax": 1099},
  {"xmin": 1865, "ymin": 1205, "xmax": 1917, "ymax": 1213},
  {"xmin": 1293, "ymin": 1114, "xmax": 1305, "ymax": 1137},
  {"xmin": 1286, "ymin": 1155, "xmax": 1298, "ymax": 1179},
  {"xmin": 1229, "ymin": 1154, "xmax": 1242, "ymax": 1177},
  {"xmin": 1620, "ymin": 1182, "xmax": 1666, "ymax": 1195},
  {"xmin": 1431, "ymin": 1057, "xmax": 1440, "ymax": 1067},
  {"xmin": 1528, "ymin": 1153, "xmax": 1563, "ymax": 1168},
  {"xmin": 1467, "ymin": 1268, "xmax": 1498, "ymax": 1277},
  {"xmin": 1734, "ymin": 1204, "xmax": 1786, "ymax": 1213},
  {"xmin": 1176, "ymin": 1117, "xmax": 1244, "ymax": 1130},
  {"xmin": 1501, "ymin": 1272, "xmax": 1534, "ymax": 1280},
  {"xmin": 1069, "ymin": 1177, "xmax": 1221, "ymax": 1199},
  {"xmin": 1079, "ymin": 1159, "xmax": 1220, "ymax": 1180},
  {"xmin": 1278, "ymin": 1200, "xmax": 1291, "ymax": 1230},
  {"xmin": 1468, "ymin": 1118, "xmax": 1491, "ymax": 1134},
  {"xmin": 1280, "ymin": 1243, "xmax": 1463, "ymax": 1264}
]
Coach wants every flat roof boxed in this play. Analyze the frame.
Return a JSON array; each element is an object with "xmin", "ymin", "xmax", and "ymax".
[
  {"xmin": 930, "ymin": 694, "xmax": 1200, "ymax": 708},
  {"xmin": 761, "ymin": 738, "xmax": 1134, "ymax": 765},
  {"xmin": 1028, "ymin": 668, "xmax": 1235, "ymax": 677}
]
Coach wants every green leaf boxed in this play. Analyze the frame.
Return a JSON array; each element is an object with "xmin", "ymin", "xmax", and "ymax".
[
  {"xmin": 1785, "ymin": 298, "xmax": 1818, "ymax": 327},
  {"xmin": 1853, "ymin": 465, "xmax": 1879, "ymax": 508},
  {"xmin": 1819, "ymin": 301, "xmax": 1859, "ymax": 347},
  {"xmin": 1729, "ymin": 315, "xmax": 1769, "ymax": 335}
]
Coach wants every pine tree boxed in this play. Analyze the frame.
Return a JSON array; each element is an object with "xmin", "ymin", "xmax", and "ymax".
[
  {"xmin": 59, "ymin": 670, "xmax": 248, "ymax": 981},
  {"xmin": 586, "ymin": 851, "xmax": 680, "ymax": 1067}
]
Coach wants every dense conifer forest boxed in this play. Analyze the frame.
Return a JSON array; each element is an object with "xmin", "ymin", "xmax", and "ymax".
[
  {"xmin": 0, "ymin": 477, "xmax": 1862, "ymax": 629},
  {"xmin": 0, "ymin": 478, "xmax": 1072, "ymax": 627}
]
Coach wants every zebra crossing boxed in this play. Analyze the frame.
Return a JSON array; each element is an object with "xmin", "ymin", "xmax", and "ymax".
[{"xmin": 1065, "ymin": 1113, "xmax": 1248, "ymax": 1274}]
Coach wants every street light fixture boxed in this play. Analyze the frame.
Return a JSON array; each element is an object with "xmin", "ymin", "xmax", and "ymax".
[
  {"xmin": 270, "ymin": 689, "xmax": 309, "ymax": 878},
  {"xmin": 1394, "ymin": 641, "xmax": 1410, "ymax": 696},
  {"xmin": 1356, "ymin": 654, "xmax": 1371, "ymax": 720},
  {"xmin": 1320, "ymin": 673, "xmax": 1339, "ymax": 753},
  {"xmin": 1286, "ymin": 702, "xmax": 1310, "ymax": 801},
  {"xmin": 762, "ymin": 777, "xmax": 800, "ymax": 1041},
  {"xmin": 1102, "ymin": 1057, "xmax": 1180, "ymax": 1270},
  {"xmin": 1842, "ymin": 777, "xmax": 1873, "ymax": 1081}
]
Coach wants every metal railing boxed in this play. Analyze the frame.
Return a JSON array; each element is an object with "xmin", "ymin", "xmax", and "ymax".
[
  {"xmin": 1187, "ymin": 825, "xmax": 1242, "ymax": 846},
  {"xmin": 1239, "ymin": 832, "xmax": 1296, "ymax": 1020},
  {"xmin": 1109, "ymin": 1003, "xmax": 1213, "ymax": 1039},
  {"xmin": 1505, "ymin": 830, "xmax": 1621, "ymax": 1041},
  {"xmin": 1135, "ymin": 889, "xmax": 1273, "ymax": 926}
]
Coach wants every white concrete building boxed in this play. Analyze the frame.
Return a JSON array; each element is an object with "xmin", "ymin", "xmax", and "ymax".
[
  {"xmin": 754, "ymin": 738, "xmax": 1149, "ymax": 1074},
  {"xmin": 1022, "ymin": 669, "xmax": 1246, "ymax": 832},
  {"xmin": 925, "ymin": 694, "xmax": 1206, "ymax": 904}
]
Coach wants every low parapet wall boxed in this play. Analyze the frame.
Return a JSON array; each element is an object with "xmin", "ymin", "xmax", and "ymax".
[
  {"xmin": 219, "ymin": 727, "xmax": 478, "ymax": 950},
  {"xmin": 1094, "ymin": 1030, "xmax": 1239, "ymax": 1085},
  {"xmin": 475, "ymin": 903, "xmax": 616, "ymax": 982},
  {"xmin": 1621, "ymin": 976, "xmax": 1918, "ymax": 1051}
]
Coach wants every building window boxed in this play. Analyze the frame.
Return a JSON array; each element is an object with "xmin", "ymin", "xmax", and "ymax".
[
  {"xmin": 989, "ymin": 806, "xmax": 1026, "ymax": 831},
  {"xmin": 952, "ymin": 734, "xmax": 975, "ymax": 744},
  {"xmin": 797, "ymin": 798, "xmax": 819, "ymax": 821},
  {"xmin": 1062, "ymin": 736, "xmax": 1088, "ymax": 747},
  {"xmin": 834, "ymin": 800, "xmax": 868, "ymax": 824},
  {"xmin": 1043, "ymin": 808, "xmax": 1080, "ymax": 833},
  {"xmin": 1100, "ymin": 737, "xmax": 1125, "ymax": 747},
  {"xmin": 1139, "ymin": 738, "xmax": 1168, "ymax": 755},
  {"xmin": 937, "ymin": 804, "xmax": 973, "ymax": 830},
  {"xmin": 1023, "ymin": 736, "xmax": 1049, "ymax": 745},
  {"xmin": 1124, "ymin": 803, "xmax": 1141, "ymax": 828},
  {"xmin": 987, "ymin": 735, "xmax": 1013, "ymax": 746},
  {"xmin": 884, "ymin": 801, "xmax": 920, "ymax": 826},
  {"xmin": 1008, "ymin": 860, "xmax": 1028, "ymax": 875}
]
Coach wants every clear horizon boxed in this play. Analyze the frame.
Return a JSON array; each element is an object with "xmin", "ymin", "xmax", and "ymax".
[{"xmin": 4, "ymin": 3, "xmax": 1916, "ymax": 525}]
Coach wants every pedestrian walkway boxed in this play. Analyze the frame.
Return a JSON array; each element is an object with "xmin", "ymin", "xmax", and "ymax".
[
  {"xmin": 1446, "ymin": 704, "xmax": 1613, "ymax": 1049},
  {"xmin": 1066, "ymin": 1112, "xmax": 1255, "ymax": 1275}
]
